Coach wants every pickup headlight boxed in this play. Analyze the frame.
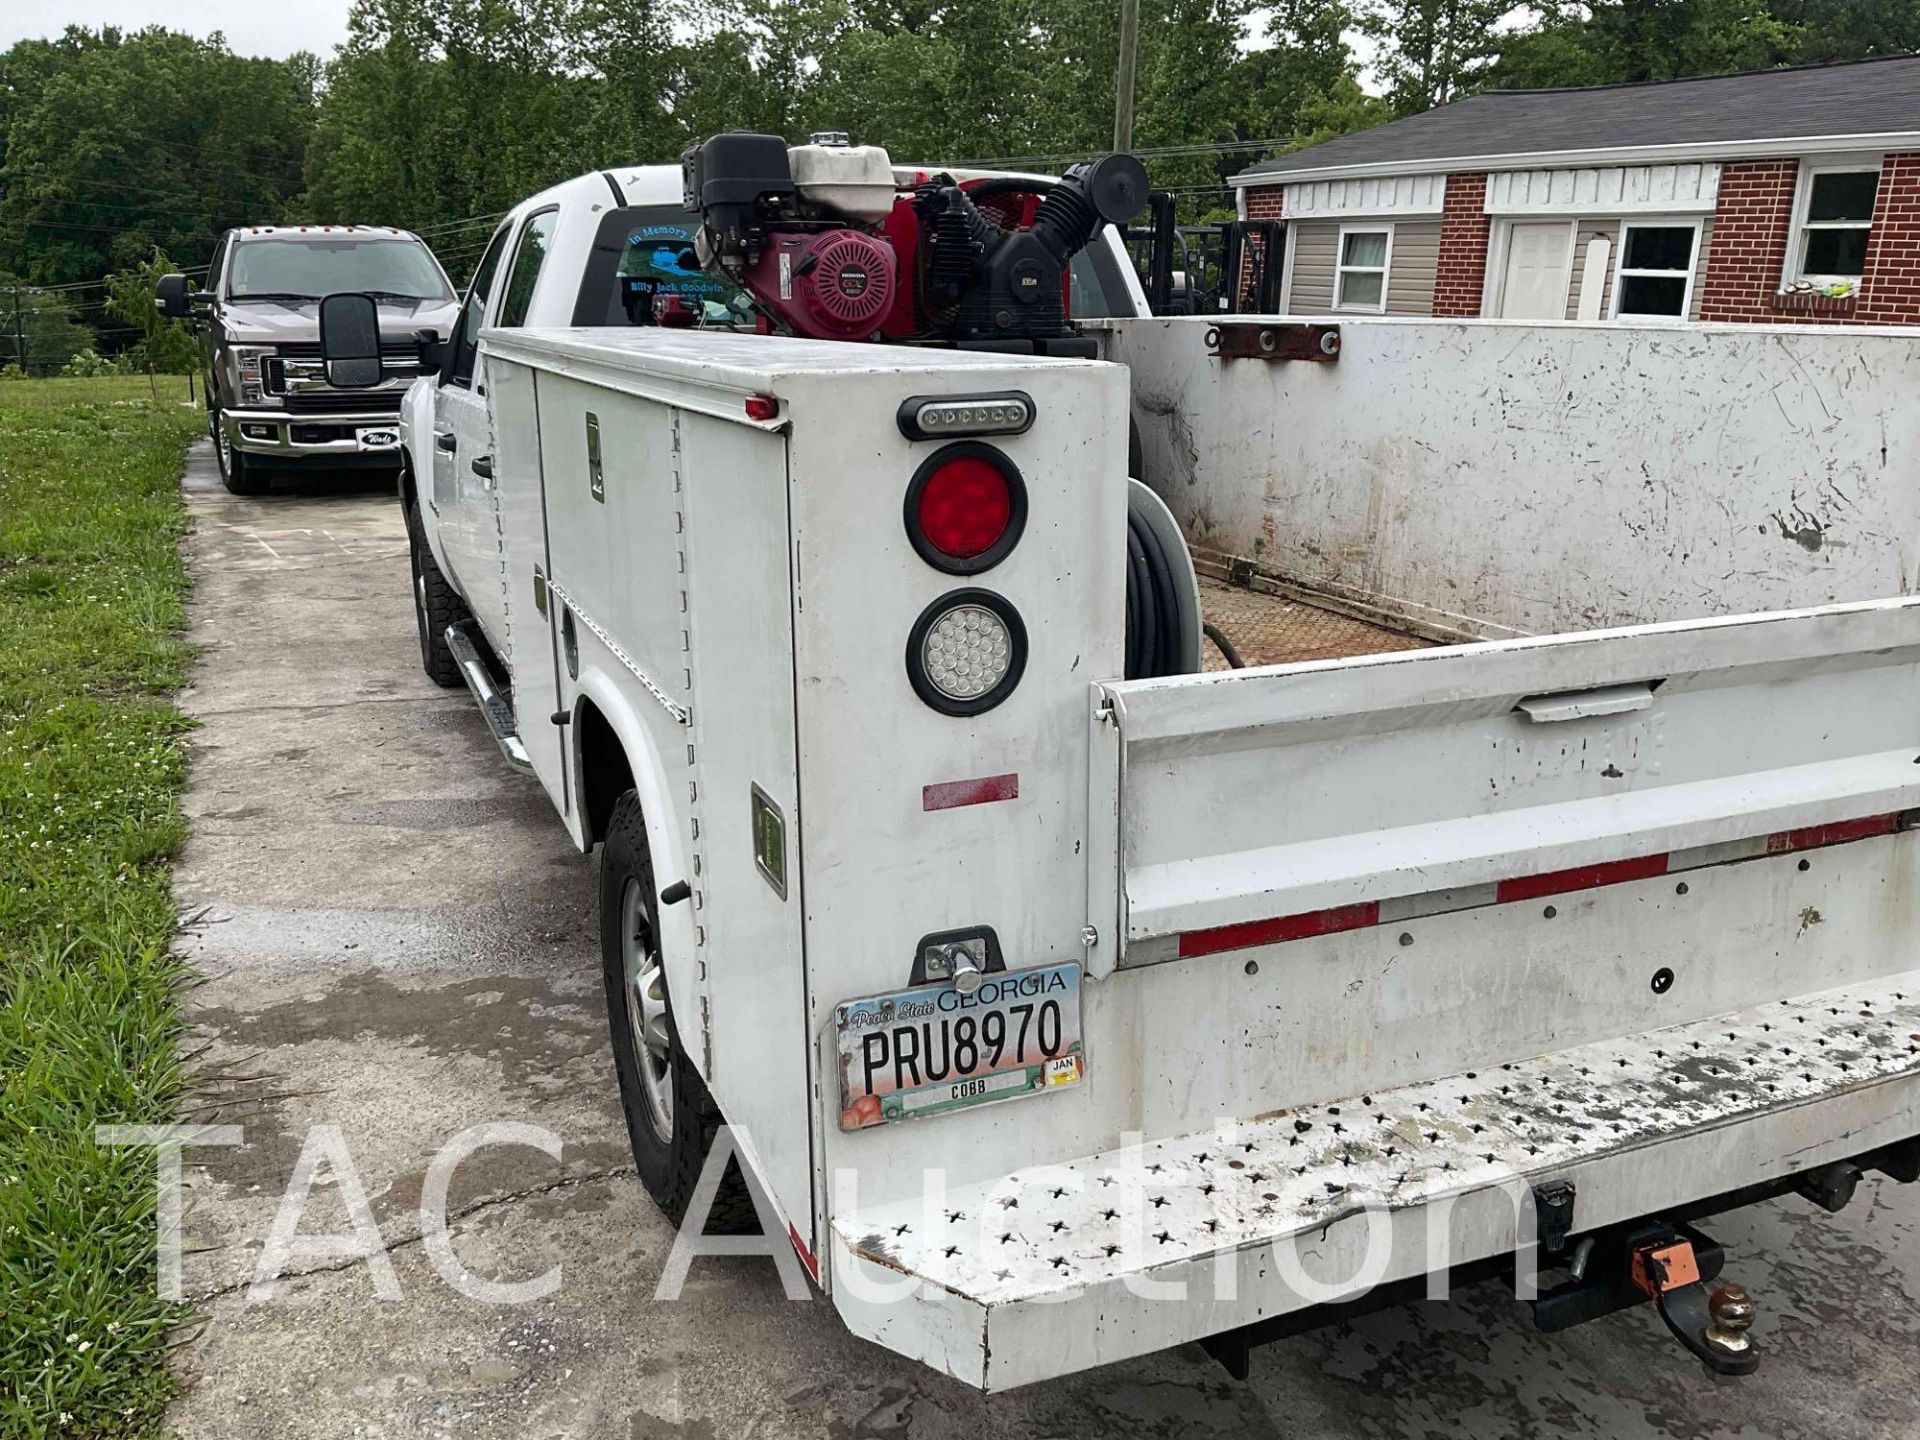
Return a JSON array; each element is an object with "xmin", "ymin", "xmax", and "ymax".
[{"xmin": 228, "ymin": 345, "xmax": 276, "ymax": 405}]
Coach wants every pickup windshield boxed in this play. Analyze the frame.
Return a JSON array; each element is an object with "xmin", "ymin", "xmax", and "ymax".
[{"xmin": 229, "ymin": 236, "xmax": 451, "ymax": 302}]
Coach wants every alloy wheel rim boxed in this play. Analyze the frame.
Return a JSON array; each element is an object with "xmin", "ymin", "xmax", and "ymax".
[{"xmin": 621, "ymin": 877, "xmax": 674, "ymax": 1142}]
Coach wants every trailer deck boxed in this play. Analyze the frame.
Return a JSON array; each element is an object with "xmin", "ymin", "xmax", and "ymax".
[{"xmin": 1200, "ymin": 576, "xmax": 1433, "ymax": 668}]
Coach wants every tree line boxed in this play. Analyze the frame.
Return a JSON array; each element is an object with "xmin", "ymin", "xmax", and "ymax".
[{"xmin": 0, "ymin": 0, "xmax": 1914, "ymax": 371}]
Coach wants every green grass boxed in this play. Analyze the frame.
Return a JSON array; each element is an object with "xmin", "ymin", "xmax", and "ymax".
[{"xmin": 0, "ymin": 378, "xmax": 205, "ymax": 1438}]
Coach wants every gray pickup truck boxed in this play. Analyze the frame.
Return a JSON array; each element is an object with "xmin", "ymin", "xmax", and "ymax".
[{"xmin": 157, "ymin": 225, "xmax": 459, "ymax": 495}]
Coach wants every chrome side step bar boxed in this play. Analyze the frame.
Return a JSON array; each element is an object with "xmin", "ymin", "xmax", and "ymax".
[{"xmin": 444, "ymin": 622, "xmax": 532, "ymax": 772}]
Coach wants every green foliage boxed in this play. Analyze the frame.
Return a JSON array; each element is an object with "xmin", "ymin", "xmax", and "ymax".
[
  {"xmin": 9, "ymin": 1, "xmax": 1915, "ymax": 308},
  {"xmin": 1489, "ymin": 0, "xmax": 1799, "ymax": 90},
  {"xmin": 57, "ymin": 348, "xmax": 127, "ymax": 378},
  {"xmin": 1776, "ymin": 0, "xmax": 1920, "ymax": 60},
  {"xmin": 0, "ymin": 28, "xmax": 316, "ymax": 288},
  {"xmin": 0, "ymin": 276, "xmax": 95, "ymax": 378},
  {"xmin": 1359, "ymin": 0, "xmax": 1515, "ymax": 112},
  {"xmin": 0, "ymin": 376, "xmax": 203, "ymax": 1439},
  {"xmin": 103, "ymin": 252, "xmax": 200, "ymax": 375}
]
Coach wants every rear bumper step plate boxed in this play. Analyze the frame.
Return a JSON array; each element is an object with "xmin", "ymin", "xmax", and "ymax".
[{"xmin": 829, "ymin": 971, "xmax": 1920, "ymax": 1390}]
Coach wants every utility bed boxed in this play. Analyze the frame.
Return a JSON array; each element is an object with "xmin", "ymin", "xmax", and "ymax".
[{"xmin": 442, "ymin": 316, "xmax": 1920, "ymax": 1395}]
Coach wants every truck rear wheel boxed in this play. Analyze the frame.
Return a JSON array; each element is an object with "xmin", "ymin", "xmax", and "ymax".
[
  {"xmin": 214, "ymin": 416, "xmax": 270, "ymax": 496},
  {"xmin": 405, "ymin": 503, "xmax": 469, "ymax": 688},
  {"xmin": 599, "ymin": 791, "xmax": 756, "ymax": 1231}
]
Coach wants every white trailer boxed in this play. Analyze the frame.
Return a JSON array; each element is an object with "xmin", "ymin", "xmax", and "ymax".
[{"xmin": 351, "ymin": 160, "xmax": 1920, "ymax": 1393}]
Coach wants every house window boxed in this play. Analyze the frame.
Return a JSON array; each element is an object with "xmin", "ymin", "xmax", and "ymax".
[
  {"xmin": 1611, "ymin": 221, "xmax": 1699, "ymax": 320},
  {"xmin": 1335, "ymin": 226, "xmax": 1392, "ymax": 312},
  {"xmin": 1789, "ymin": 164, "xmax": 1880, "ymax": 284}
]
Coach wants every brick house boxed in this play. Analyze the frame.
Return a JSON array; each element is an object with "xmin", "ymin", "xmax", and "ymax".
[{"xmin": 1229, "ymin": 55, "xmax": 1920, "ymax": 326}]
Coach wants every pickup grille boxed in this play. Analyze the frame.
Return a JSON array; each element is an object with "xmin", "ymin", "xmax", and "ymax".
[
  {"xmin": 284, "ymin": 389, "xmax": 407, "ymax": 416},
  {"xmin": 272, "ymin": 341, "xmax": 421, "ymax": 363},
  {"xmin": 263, "ymin": 340, "xmax": 420, "ymax": 414}
]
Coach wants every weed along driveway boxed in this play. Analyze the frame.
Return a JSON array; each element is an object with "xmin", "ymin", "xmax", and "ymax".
[{"xmin": 161, "ymin": 442, "xmax": 1920, "ymax": 1439}]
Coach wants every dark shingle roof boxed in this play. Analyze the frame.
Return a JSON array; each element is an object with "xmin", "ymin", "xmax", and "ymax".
[{"xmin": 1234, "ymin": 55, "xmax": 1920, "ymax": 184}]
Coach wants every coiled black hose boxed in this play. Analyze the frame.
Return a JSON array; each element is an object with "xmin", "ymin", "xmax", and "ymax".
[
  {"xmin": 1124, "ymin": 504, "xmax": 1186, "ymax": 680},
  {"xmin": 1203, "ymin": 620, "xmax": 1246, "ymax": 669}
]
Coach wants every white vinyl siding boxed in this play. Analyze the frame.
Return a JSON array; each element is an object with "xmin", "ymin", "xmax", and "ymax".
[{"xmin": 1286, "ymin": 219, "xmax": 1440, "ymax": 316}]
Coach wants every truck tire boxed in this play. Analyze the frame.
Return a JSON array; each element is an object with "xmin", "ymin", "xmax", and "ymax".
[
  {"xmin": 214, "ymin": 414, "xmax": 270, "ymax": 496},
  {"xmin": 599, "ymin": 791, "xmax": 758, "ymax": 1232},
  {"xmin": 406, "ymin": 502, "xmax": 469, "ymax": 688}
]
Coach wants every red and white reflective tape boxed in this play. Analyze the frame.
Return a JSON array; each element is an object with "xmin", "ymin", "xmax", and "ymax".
[
  {"xmin": 1175, "ymin": 811, "xmax": 1908, "ymax": 960},
  {"xmin": 789, "ymin": 1222, "xmax": 819, "ymax": 1282}
]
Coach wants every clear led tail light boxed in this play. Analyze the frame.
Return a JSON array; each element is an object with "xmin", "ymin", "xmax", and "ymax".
[{"xmin": 906, "ymin": 589, "xmax": 1027, "ymax": 716}]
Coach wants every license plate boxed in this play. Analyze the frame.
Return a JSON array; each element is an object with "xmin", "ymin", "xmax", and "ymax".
[
  {"xmin": 834, "ymin": 962, "xmax": 1084, "ymax": 1130},
  {"xmin": 355, "ymin": 426, "xmax": 399, "ymax": 451}
]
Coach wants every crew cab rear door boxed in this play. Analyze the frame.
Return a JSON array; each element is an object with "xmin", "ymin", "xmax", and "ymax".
[{"xmin": 433, "ymin": 223, "xmax": 511, "ymax": 648}]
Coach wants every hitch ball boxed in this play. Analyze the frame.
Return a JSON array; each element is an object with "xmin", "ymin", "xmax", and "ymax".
[{"xmin": 1704, "ymin": 1283, "xmax": 1757, "ymax": 1359}]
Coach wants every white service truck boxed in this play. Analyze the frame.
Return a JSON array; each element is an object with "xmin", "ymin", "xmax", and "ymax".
[{"xmin": 312, "ymin": 138, "xmax": 1920, "ymax": 1392}]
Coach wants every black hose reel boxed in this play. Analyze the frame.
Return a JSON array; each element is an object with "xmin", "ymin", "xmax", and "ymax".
[{"xmin": 1124, "ymin": 478, "xmax": 1203, "ymax": 679}]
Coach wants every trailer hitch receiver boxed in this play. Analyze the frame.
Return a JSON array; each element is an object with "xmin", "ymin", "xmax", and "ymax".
[{"xmin": 1631, "ymin": 1236, "xmax": 1761, "ymax": 1376}]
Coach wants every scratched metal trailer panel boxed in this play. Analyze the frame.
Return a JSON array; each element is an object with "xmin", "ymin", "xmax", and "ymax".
[{"xmin": 1104, "ymin": 316, "xmax": 1920, "ymax": 639}]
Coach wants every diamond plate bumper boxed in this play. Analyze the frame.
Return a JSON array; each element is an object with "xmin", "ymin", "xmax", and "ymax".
[{"xmin": 828, "ymin": 972, "xmax": 1920, "ymax": 1390}]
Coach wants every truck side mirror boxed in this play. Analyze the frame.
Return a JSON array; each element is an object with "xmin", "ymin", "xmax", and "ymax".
[
  {"xmin": 155, "ymin": 273, "xmax": 191, "ymax": 319},
  {"xmin": 319, "ymin": 292, "xmax": 383, "ymax": 389},
  {"xmin": 413, "ymin": 327, "xmax": 448, "ymax": 376}
]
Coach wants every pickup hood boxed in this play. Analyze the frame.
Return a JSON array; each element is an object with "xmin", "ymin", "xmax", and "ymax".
[{"xmin": 220, "ymin": 295, "xmax": 460, "ymax": 346}]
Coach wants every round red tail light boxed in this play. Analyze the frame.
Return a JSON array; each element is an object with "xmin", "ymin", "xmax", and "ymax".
[{"xmin": 904, "ymin": 442, "xmax": 1027, "ymax": 574}]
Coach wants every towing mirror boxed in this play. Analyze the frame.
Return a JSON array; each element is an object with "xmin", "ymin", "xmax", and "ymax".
[
  {"xmin": 318, "ymin": 292, "xmax": 383, "ymax": 389},
  {"xmin": 155, "ymin": 273, "xmax": 192, "ymax": 319},
  {"xmin": 413, "ymin": 327, "xmax": 448, "ymax": 376}
]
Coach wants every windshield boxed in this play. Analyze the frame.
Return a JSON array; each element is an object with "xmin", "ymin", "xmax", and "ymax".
[{"xmin": 228, "ymin": 236, "xmax": 452, "ymax": 302}]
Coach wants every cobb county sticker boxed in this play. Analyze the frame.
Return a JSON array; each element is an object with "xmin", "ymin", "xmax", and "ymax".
[{"xmin": 834, "ymin": 963, "xmax": 1085, "ymax": 1130}]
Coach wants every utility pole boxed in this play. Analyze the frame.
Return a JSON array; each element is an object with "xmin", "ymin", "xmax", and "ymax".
[
  {"xmin": 1112, "ymin": 0, "xmax": 1140, "ymax": 153},
  {"xmin": 11, "ymin": 286, "xmax": 22, "ymax": 375}
]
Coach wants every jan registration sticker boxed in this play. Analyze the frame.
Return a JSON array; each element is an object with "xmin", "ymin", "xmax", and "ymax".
[{"xmin": 834, "ymin": 962, "xmax": 1085, "ymax": 1129}]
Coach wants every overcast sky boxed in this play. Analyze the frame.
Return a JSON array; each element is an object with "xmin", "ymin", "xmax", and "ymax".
[
  {"xmin": 4, "ymin": 0, "xmax": 1368, "ymax": 75},
  {"xmin": 2, "ymin": 0, "xmax": 355, "ymax": 60}
]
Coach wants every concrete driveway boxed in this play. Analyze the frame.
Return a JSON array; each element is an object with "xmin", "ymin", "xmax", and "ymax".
[{"xmin": 168, "ymin": 442, "xmax": 1920, "ymax": 1438}]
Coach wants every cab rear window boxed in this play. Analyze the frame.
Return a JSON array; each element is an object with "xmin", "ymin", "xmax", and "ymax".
[
  {"xmin": 573, "ymin": 207, "xmax": 748, "ymax": 326},
  {"xmin": 573, "ymin": 206, "xmax": 1137, "ymax": 325}
]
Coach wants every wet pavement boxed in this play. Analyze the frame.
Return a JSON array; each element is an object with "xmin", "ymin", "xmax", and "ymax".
[{"xmin": 168, "ymin": 442, "xmax": 1920, "ymax": 1438}]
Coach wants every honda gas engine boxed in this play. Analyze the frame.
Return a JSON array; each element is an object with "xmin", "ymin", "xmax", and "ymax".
[{"xmin": 681, "ymin": 130, "xmax": 1148, "ymax": 356}]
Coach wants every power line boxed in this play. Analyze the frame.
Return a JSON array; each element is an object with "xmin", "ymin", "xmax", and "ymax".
[
  {"xmin": 63, "ymin": 127, "xmax": 310, "ymax": 180},
  {"xmin": 413, "ymin": 212, "xmax": 509, "ymax": 238},
  {"xmin": 19, "ymin": 268, "xmax": 206, "ymax": 296},
  {"xmin": 957, "ymin": 136, "xmax": 1296, "ymax": 168}
]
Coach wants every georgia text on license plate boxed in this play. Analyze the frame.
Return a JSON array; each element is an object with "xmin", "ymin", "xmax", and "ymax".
[{"xmin": 835, "ymin": 963, "xmax": 1084, "ymax": 1130}]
